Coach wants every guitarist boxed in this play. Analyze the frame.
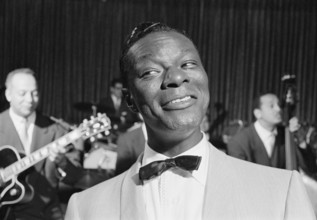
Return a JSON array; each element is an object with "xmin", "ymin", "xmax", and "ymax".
[
  {"xmin": 227, "ymin": 92, "xmax": 317, "ymax": 176},
  {"xmin": 0, "ymin": 68, "xmax": 83, "ymax": 220}
]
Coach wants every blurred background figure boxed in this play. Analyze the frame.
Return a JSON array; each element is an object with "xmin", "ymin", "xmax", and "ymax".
[
  {"xmin": 227, "ymin": 92, "xmax": 317, "ymax": 174},
  {"xmin": 220, "ymin": 119, "xmax": 246, "ymax": 153},
  {"xmin": 98, "ymin": 78, "xmax": 138, "ymax": 140},
  {"xmin": 294, "ymin": 122, "xmax": 317, "ymax": 157},
  {"xmin": 115, "ymin": 113, "xmax": 146, "ymax": 175},
  {"xmin": 222, "ymin": 119, "xmax": 245, "ymax": 145},
  {"xmin": 307, "ymin": 124, "xmax": 317, "ymax": 156}
]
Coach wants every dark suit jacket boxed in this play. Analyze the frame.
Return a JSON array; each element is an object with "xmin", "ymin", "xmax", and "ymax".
[
  {"xmin": 227, "ymin": 123, "xmax": 317, "ymax": 174},
  {"xmin": 115, "ymin": 126, "xmax": 145, "ymax": 175},
  {"xmin": 98, "ymin": 96, "xmax": 138, "ymax": 132},
  {"xmin": 0, "ymin": 110, "xmax": 82, "ymax": 220}
]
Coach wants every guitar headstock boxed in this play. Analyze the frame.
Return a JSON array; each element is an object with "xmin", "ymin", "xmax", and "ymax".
[{"xmin": 79, "ymin": 113, "xmax": 111, "ymax": 140}]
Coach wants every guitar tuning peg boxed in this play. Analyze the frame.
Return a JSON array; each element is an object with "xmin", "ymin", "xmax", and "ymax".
[{"xmin": 93, "ymin": 123, "xmax": 101, "ymax": 129}]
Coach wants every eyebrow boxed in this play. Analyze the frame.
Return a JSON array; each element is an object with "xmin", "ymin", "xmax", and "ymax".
[
  {"xmin": 136, "ymin": 53, "xmax": 155, "ymax": 61},
  {"xmin": 137, "ymin": 47, "xmax": 196, "ymax": 59}
]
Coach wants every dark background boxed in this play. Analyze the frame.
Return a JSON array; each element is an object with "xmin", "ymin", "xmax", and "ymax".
[{"xmin": 0, "ymin": 0, "xmax": 316, "ymax": 138}]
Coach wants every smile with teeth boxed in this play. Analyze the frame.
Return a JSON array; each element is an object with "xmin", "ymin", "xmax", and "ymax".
[{"xmin": 170, "ymin": 96, "xmax": 191, "ymax": 104}]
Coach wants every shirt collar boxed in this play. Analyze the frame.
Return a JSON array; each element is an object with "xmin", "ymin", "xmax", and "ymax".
[
  {"xmin": 111, "ymin": 94, "xmax": 121, "ymax": 102},
  {"xmin": 141, "ymin": 132, "xmax": 209, "ymax": 186},
  {"xmin": 9, "ymin": 108, "xmax": 36, "ymax": 125},
  {"xmin": 141, "ymin": 123, "xmax": 148, "ymax": 141},
  {"xmin": 254, "ymin": 120, "xmax": 277, "ymax": 139}
]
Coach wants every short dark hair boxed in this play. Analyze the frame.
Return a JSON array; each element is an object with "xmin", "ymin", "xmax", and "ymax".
[
  {"xmin": 111, "ymin": 78, "xmax": 123, "ymax": 87},
  {"xmin": 119, "ymin": 22, "xmax": 193, "ymax": 88},
  {"xmin": 252, "ymin": 91, "xmax": 277, "ymax": 110}
]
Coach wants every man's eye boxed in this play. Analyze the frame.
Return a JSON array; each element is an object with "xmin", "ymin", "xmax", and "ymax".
[
  {"xmin": 140, "ymin": 69, "xmax": 159, "ymax": 78},
  {"xmin": 182, "ymin": 61, "xmax": 197, "ymax": 69}
]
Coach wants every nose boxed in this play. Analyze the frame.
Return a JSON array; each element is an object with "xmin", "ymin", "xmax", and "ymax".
[
  {"xmin": 24, "ymin": 92, "xmax": 34, "ymax": 102},
  {"xmin": 161, "ymin": 67, "xmax": 189, "ymax": 89}
]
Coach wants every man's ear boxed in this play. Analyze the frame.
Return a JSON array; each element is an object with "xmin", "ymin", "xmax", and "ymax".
[
  {"xmin": 253, "ymin": 109, "xmax": 261, "ymax": 120},
  {"xmin": 122, "ymin": 88, "xmax": 139, "ymax": 113},
  {"xmin": 5, "ymin": 89, "xmax": 11, "ymax": 102}
]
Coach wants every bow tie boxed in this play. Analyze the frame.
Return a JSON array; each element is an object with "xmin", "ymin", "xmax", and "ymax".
[{"xmin": 139, "ymin": 155, "xmax": 202, "ymax": 181}]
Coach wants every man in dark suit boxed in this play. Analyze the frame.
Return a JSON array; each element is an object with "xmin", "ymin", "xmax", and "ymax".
[
  {"xmin": 0, "ymin": 68, "xmax": 82, "ymax": 220},
  {"xmin": 98, "ymin": 78, "xmax": 137, "ymax": 134},
  {"xmin": 66, "ymin": 22, "xmax": 314, "ymax": 219},
  {"xmin": 227, "ymin": 92, "xmax": 317, "ymax": 174}
]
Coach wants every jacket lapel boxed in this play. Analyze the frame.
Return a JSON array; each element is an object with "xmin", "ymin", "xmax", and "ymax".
[
  {"xmin": 120, "ymin": 146, "xmax": 240, "ymax": 219},
  {"xmin": 202, "ymin": 145, "xmax": 239, "ymax": 219},
  {"xmin": 250, "ymin": 124, "xmax": 272, "ymax": 165},
  {"xmin": 270, "ymin": 126, "xmax": 286, "ymax": 168},
  {"xmin": 121, "ymin": 154, "xmax": 147, "ymax": 220},
  {"xmin": 0, "ymin": 110, "xmax": 25, "ymax": 152}
]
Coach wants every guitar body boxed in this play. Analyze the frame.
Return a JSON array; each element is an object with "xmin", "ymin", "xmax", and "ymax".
[
  {"xmin": 0, "ymin": 114, "xmax": 110, "ymax": 218},
  {"xmin": 0, "ymin": 146, "xmax": 34, "ymax": 209}
]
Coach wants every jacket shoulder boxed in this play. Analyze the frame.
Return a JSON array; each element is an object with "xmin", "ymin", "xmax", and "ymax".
[{"xmin": 66, "ymin": 172, "xmax": 126, "ymax": 219}]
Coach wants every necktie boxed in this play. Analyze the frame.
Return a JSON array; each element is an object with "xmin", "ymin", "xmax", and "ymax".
[
  {"xmin": 139, "ymin": 155, "xmax": 202, "ymax": 181},
  {"xmin": 20, "ymin": 118, "xmax": 29, "ymax": 150},
  {"xmin": 267, "ymin": 132, "xmax": 276, "ymax": 157},
  {"xmin": 113, "ymin": 97, "xmax": 121, "ymax": 110}
]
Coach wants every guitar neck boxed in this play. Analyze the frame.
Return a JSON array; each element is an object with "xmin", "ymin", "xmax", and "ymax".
[{"xmin": 2, "ymin": 129, "xmax": 82, "ymax": 182}]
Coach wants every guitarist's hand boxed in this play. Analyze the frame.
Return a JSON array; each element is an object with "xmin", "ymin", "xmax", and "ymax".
[{"xmin": 48, "ymin": 146, "xmax": 68, "ymax": 165}]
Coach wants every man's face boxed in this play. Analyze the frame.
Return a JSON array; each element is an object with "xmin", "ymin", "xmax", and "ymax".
[
  {"xmin": 257, "ymin": 94, "xmax": 282, "ymax": 126},
  {"xmin": 110, "ymin": 82, "xmax": 123, "ymax": 99},
  {"xmin": 127, "ymin": 31, "xmax": 210, "ymax": 135},
  {"xmin": 5, "ymin": 73, "xmax": 39, "ymax": 118}
]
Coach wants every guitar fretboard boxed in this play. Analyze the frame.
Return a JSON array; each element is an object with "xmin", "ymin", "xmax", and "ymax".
[{"xmin": 2, "ymin": 129, "xmax": 82, "ymax": 182}]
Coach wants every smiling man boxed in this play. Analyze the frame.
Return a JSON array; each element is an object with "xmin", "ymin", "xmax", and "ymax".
[
  {"xmin": 0, "ymin": 68, "xmax": 82, "ymax": 220},
  {"xmin": 65, "ymin": 22, "xmax": 315, "ymax": 220}
]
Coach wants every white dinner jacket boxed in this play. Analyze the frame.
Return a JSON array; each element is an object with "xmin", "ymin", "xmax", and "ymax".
[{"xmin": 65, "ymin": 144, "xmax": 315, "ymax": 220}]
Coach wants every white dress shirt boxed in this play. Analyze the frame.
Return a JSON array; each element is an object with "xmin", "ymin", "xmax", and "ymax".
[
  {"xmin": 111, "ymin": 94, "xmax": 121, "ymax": 111},
  {"xmin": 254, "ymin": 121, "xmax": 277, "ymax": 158},
  {"xmin": 141, "ymin": 133, "xmax": 209, "ymax": 220},
  {"xmin": 141, "ymin": 122, "xmax": 148, "ymax": 142},
  {"xmin": 9, "ymin": 108, "xmax": 36, "ymax": 155}
]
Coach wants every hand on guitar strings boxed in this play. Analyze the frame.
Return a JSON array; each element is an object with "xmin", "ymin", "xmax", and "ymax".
[{"xmin": 48, "ymin": 145, "xmax": 69, "ymax": 166}]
